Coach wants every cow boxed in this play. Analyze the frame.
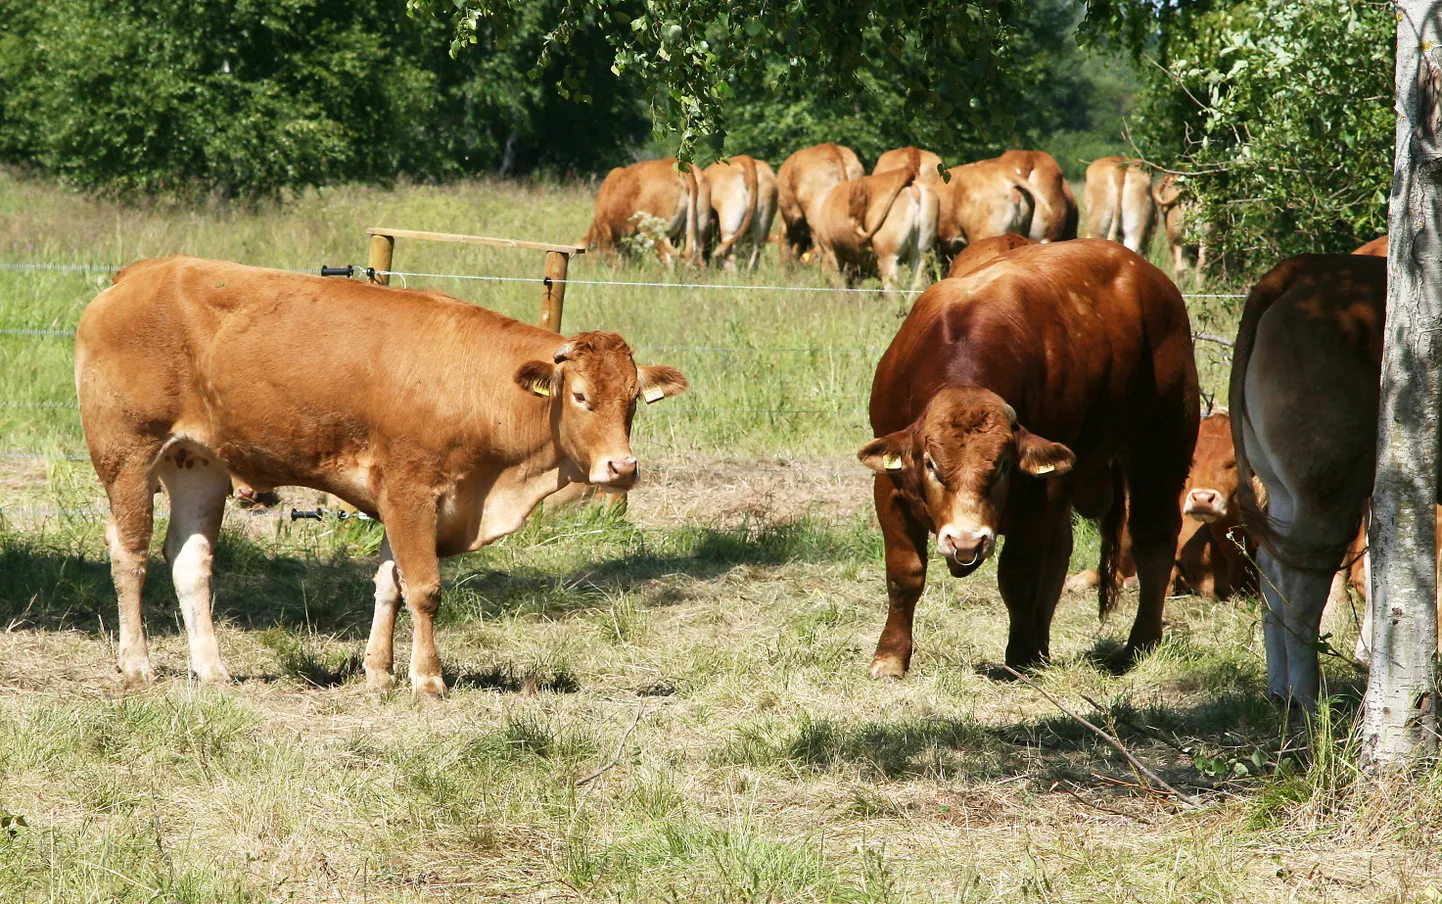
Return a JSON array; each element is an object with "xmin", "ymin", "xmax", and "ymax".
[
  {"xmin": 934, "ymin": 159, "xmax": 1038, "ymax": 263},
  {"xmin": 76, "ymin": 256, "xmax": 688, "ymax": 695},
  {"xmin": 703, "ymin": 155, "xmax": 778, "ymax": 271},
  {"xmin": 1083, "ymin": 157, "xmax": 1157, "ymax": 254},
  {"xmin": 1064, "ymin": 411, "xmax": 1257, "ymax": 600},
  {"xmin": 1153, "ymin": 174, "xmax": 1208, "ymax": 286},
  {"xmin": 860, "ymin": 239, "xmax": 1198, "ymax": 677},
  {"xmin": 946, "ymin": 233, "xmax": 1035, "ymax": 279},
  {"xmin": 1231, "ymin": 253, "xmax": 1388, "ymax": 709},
  {"xmin": 998, "ymin": 150, "xmax": 1079, "ymax": 243},
  {"xmin": 874, "ymin": 146, "xmax": 946, "ymax": 182},
  {"xmin": 1354, "ymin": 235, "xmax": 1388, "ymax": 257},
  {"xmin": 813, "ymin": 162, "xmax": 939, "ymax": 291},
  {"xmin": 775, "ymin": 143, "xmax": 866, "ymax": 264},
  {"xmin": 584, "ymin": 158, "xmax": 711, "ymax": 267}
]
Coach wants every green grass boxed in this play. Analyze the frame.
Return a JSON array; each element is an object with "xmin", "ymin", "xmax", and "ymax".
[{"xmin": 3, "ymin": 170, "xmax": 1435, "ymax": 903}]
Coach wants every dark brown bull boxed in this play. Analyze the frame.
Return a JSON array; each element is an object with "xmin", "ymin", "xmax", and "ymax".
[{"xmin": 861, "ymin": 239, "xmax": 1199, "ymax": 676}]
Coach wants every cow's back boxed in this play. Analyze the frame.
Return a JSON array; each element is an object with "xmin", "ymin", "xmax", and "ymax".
[{"xmin": 873, "ymin": 240, "xmax": 1195, "ymax": 458}]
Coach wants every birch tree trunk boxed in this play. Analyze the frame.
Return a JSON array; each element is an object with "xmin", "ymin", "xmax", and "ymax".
[{"xmin": 1362, "ymin": 0, "xmax": 1442, "ymax": 768}]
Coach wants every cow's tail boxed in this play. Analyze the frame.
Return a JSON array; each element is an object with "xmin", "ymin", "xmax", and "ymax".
[
  {"xmin": 683, "ymin": 164, "xmax": 700, "ymax": 265},
  {"xmin": 713, "ymin": 157, "xmax": 758, "ymax": 260},
  {"xmin": 827, "ymin": 142, "xmax": 849, "ymax": 182},
  {"xmin": 855, "ymin": 164, "xmax": 917, "ymax": 245},
  {"xmin": 1098, "ymin": 460, "xmax": 1127, "ymax": 619},
  {"xmin": 1152, "ymin": 176, "xmax": 1177, "ymax": 212}
]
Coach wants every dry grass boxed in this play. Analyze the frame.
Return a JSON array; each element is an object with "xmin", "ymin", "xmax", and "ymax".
[{"xmin": 1, "ymin": 170, "xmax": 1438, "ymax": 903}]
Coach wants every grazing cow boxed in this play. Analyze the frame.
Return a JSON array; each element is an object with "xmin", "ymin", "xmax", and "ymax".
[
  {"xmin": 584, "ymin": 158, "xmax": 711, "ymax": 266},
  {"xmin": 1064, "ymin": 411, "xmax": 1257, "ymax": 600},
  {"xmin": 1153, "ymin": 174, "xmax": 1207, "ymax": 285},
  {"xmin": 1231, "ymin": 253, "xmax": 1388, "ymax": 709},
  {"xmin": 76, "ymin": 257, "xmax": 687, "ymax": 694},
  {"xmin": 1083, "ymin": 157, "xmax": 1157, "ymax": 253},
  {"xmin": 860, "ymin": 240, "xmax": 1198, "ymax": 676},
  {"xmin": 874, "ymin": 146, "xmax": 946, "ymax": 182},
  {"xmin": 934, "ymin": 159, "xmax": 1037, "ymax": 262},
  {"xmin": 998, "ymin": 150, "xmax": 1079, "ymax": 243},
  {"xmin": 814, "ymin": 163, "xmax": 939, "ymax": 291},
  {"xmin": 703, "ymin": 155, "xmax": 778, "ymax": 271},
  {"xmin": 946, "ymin": 233, "xmax": 1035, "ymax": 279},
  {"xmin": 776, "ymin": 143, "xmax": 866, "ymax": 263}
]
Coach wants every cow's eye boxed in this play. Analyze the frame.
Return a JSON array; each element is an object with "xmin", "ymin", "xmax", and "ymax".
[
  {"xmin": 572, "ymin": 391, "xmax": 590, "ymax": 408},
  {"xmin": 924, "ymin": 455, "xmax": 939, "ymax": 477}
]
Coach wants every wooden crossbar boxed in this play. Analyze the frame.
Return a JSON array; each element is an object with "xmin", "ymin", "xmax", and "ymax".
[{"xmin": 367, "ymin": 227, "xmax": 585, "ymax": 255}]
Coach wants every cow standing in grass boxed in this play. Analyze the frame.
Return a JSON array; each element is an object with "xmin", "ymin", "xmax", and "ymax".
[
  {"xmin": 859, "ymin": 240, "xmax": 1198, "ymax": 676},
  {"xmin": 584, "ymin": 158, "xmax": 711, "ymax": 266},
  {"xmin": 76, "ymin": 257, "xmax": 687, "ymax": 694},
  {"xmin": 775, "ymin": 142, "xmax": 866, "ymax": 264}
]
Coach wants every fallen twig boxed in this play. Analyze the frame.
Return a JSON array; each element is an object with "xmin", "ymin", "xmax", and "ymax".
[
  {"xmin": 1000, "ymin": 664, "xmax": 1204, "ymax": 810},
  {"xmin": 575, "ymin": 699, "xmax": 646, "ymax": 786}
]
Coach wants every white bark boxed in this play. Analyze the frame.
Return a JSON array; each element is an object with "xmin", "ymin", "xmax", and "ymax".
[{"xmin": 1363, "ymin": 0, "xmax": 1442, "ymax": 768}]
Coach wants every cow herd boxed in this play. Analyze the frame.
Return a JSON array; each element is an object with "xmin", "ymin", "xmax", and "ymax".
[
  {"xmin": 583, "ymin": 143, "xmax": 1205, "ymax": 291},
  {"xmin": 73, "ymin": 160, "xmax": 1405, "ymax": 714}
]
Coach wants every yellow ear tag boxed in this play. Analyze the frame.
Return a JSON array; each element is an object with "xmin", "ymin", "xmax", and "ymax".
[
  {"xmin": 1033, "ymin": 463, "xmax": 1055, "ymax": 475},
  {"xmin": 643, "ymin": 386, "xmax": 666, "ymax": 404},
  {"xmin": 882, "ymin": 453, "xmax": 903, "ymax": 470},
  {"xmin": 531, "ymin": 380, "xmax": 551, "ymax": 397}
]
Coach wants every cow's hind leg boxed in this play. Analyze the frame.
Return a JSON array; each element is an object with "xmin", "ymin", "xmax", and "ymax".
[
  {"xmin": 1124, "ymin": 450, "xmax": 1191, "ymax": 661},
  {"xmin": 157, "ymin": 446, "xmax": 232, "ymax": 683},
  {"xmin": 363, "ymin": 533, "xmax": 401, "ymax": 691},
  {"xmin": 104, "ymin": 457, "xmax": 159, "ymax": 687}
]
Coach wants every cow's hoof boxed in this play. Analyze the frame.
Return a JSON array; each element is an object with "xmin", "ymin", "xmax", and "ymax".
[
  {"xmin": 192, "ymin": 662, "xmax": 233, "ymax": 684},
  {"xmin": 410, "ymin": 673, "xmax": 447, "ymax": 698},
  {"xmin": 867, "ymin": 656, "xmax": 907, "ymax": 680},
  {"xmin": 364, "ymin": 666, "xmax": 396, "ymax": 693},
  {"xmin": 119, "ymin": 660, "xmax": 157, "ymax": 689}
]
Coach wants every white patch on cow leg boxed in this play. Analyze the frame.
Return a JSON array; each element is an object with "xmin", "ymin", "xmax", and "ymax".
[
  {"xmin": 364, "ymin": 533, "xmax": 400, "ymax": 691},
  {"xmin": 159, "ymin": 450, "xmax": 232, "ymax": 684},
  {"xmin": 405, "ymin": 585, "xmax": 446, "ymax": 697}
]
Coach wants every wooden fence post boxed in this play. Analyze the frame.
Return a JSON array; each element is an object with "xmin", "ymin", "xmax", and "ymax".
[
  {"xmin": 540, "ymin": 250, "xmax": 569, "ymax": 333},
  {"xmin": 368, "ymin": 233, "xmax": 395, "ymax": 286}
]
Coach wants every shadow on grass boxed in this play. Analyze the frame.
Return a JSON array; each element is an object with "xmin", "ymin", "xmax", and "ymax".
[{"xmin": 0, "ymin": 514, "xmax": 874, "ymax": 638}]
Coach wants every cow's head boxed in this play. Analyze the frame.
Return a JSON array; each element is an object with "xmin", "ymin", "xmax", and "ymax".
[
  {"xmin": 514, "ymin": 331, "xmax": 686, "ymax": 487},
  {"xmin": 858, "ymin": 386, "xmax": 1074, "ymax": 575},
  {"xmin": 1181, "ymin": 412, "xmax": 1238, "ymax": 524}
]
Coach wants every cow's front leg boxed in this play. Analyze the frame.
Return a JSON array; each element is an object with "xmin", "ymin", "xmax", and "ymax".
[
  {"xmin": 380, "ymin": 499, "xmax": 447, "ymax": 697},
  {"xmin": 363, "ymin": 533, "xmax": 401, "ymax": 691},
  {"xmin": 870, "ymin": 476, "xmax": 929, "ymax": 678}
]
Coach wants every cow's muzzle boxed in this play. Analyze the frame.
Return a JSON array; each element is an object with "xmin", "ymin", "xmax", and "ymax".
[
  {"xmin": 938, "ymin": 525, "xmax": 995, "ymax": 575},
  {"xmin": 1183, "ymin": 488, "xmax": 1227, "ymax": 523},
  {"xmin": 591, "ymin": 455, "xmax": 638, "ymax": 487}
]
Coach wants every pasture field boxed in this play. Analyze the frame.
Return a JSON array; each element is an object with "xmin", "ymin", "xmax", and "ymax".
[{"xmin": 1, "ymin": 170, "xmax": 1436, "ymax": 903}]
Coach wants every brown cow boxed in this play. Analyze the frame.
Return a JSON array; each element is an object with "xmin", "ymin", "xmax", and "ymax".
[
  {"xmin": 1153, "ymin": 174, "xmax": 1208, "ymax": 285},
  {"xmin": 775, "ymin": 143, "xmax": 866, "ymax": 263},
  {"xmin": 1231, "ymin": 254, "xmax": 1388, "ymax": 709},
  {"xmin": 1083, "ymin": 157, "xmax": 1156, "ymax": 254},
  {"xmin": 813, "ymin": 163, "xmax": 939, "ymax": 291},
  {"xmin": 934, "ymin": 159, "xmax": 1037, "ymax": 262},
  {"xmin": 703, "ymin": 155, "xmax": 778, "ymax": 271},
  {"xmin": 1353, "ymin": 235, "xmax": 1388, "ymax": 257},
  {"xmin": 584, "ymin": 158, "xmax": 711, "ymax": 266},
  {"xmin": 874, "ymin": 146, "xmax": 946, "ymax": 182},
  {"xmin": 998, "ymin": 150, "xmax": 1079, "ymax": 243},
  {"xmin": 1064, "ymin": 411, "xmax": 1257, "ymax": 600},
  {"xmin": 76, "ymin": 257, "xmax": 687, "ymax": 694},
  {"xmin": 860, "ymin": 240, "xmax": 1198, "ymax": 676},
  {"xmin": 946, "ymin": 233, "xmax": 1035, "ymax": 279}
]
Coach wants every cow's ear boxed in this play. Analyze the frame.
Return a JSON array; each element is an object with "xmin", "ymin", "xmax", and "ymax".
[
  {"xmin": 858, "ymin": 429, "xmax": 912, "ymax": 473},
  {"xmin": 515, "ymin": 360, "xmax": 558, "ymax": 398},
  {"xmin": 1017, "ymin": 428, "xmax": 1074, "ymax": 478},
  {"xmin": 637, "ymin": 365, "xmax": 687, "ymax": 404}
]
